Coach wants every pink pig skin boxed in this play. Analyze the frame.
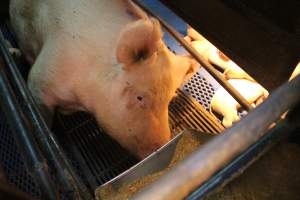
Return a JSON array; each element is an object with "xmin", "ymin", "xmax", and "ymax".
[{"xmin": 10, "ymin": 0, "xmax": 196, "ymax": 159}]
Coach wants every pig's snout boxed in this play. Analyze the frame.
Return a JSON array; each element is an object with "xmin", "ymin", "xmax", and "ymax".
[
  {"xmin": 137, "ymin": 129, "xmax": 171, "ymax": 159},
  {"xmin": 135, "ymin": 115, "xmax": 171, "ymax": 159}
]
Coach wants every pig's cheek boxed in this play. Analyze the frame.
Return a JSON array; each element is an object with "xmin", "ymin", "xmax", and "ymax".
[{"xmin": 126, "ymin": 95, "xmax": 151, "ymax": 110}]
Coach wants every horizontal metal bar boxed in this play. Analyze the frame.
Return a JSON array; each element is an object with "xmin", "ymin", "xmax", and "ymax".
[
  {"xmin": 0, "ymin": 30, "xmax": 93, "ymax": 199},
  {"xmin": 132, "ymin": 74, "xmax": 300, "ymax": 200},
  {"xmin": 0, "ymin": 59, "xmax": 58, "ymax": 200},
  {"xmin": 187, "ymin": 119, "xmax": 295, "ymax": 200},
  {"xmin": 133, "ymin": 0, "xmax": 253, "ymax": 111}
]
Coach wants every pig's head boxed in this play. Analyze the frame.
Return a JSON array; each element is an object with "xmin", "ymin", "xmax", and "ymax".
[{"xmin": 109, "ymin": 18, "xmax": 196, "ymax": 159}]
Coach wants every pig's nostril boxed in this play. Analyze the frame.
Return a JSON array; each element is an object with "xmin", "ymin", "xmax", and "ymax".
[{"xmin": 137, "ymin": 96, "xmax": 143, "ymax": 101}]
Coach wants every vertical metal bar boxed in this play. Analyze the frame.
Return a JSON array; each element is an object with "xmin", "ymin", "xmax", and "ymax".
[
  {"xmin": 133, "ymin": 0, "xmax": 253, "ymax": 111},
  {"xmin": 0, "ymin": 62, "xmax": 58, "ymax": 200},
  {"xmin": 0, "ymin": 31, "xmax": 93, "ymax": 199}
]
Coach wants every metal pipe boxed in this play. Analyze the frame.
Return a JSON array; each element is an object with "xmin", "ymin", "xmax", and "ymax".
[
  {"xmin": 0, "ymin": 31, "xmax": 93, "ymax": 199},
  {"xmin": 0, "ymin": 60, "xmax": 58, "ymax": 200},
  {"xmin": 133, "ymin": 0, "xmax": 253, "ymax": 111},
  {"xmin": 132, "ymin": 74, "xmax": 300, "ymax": 200},
  {"xmin": 187, "ymin": 119, "xmax": 296, "ymax": 200}
]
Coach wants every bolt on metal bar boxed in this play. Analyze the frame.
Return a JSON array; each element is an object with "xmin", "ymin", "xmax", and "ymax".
[
  {"xmin": 0, "ymin": 31, "xmax": 93, "ymax": 200},
  {"xmin": 133, "ymin": 0, "xmax": 253, "ymax": 111}
]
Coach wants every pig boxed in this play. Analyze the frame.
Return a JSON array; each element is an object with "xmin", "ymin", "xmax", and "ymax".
[
  {"xmin": 210, "ymin": 79, "xmax": 269, "ymax": 128},
  {"xmin": 185, "ymin": 27, "xmax": 269, "ymax": 127},
  {"xmin": 9, "ymin": 0, "xmax": 196, "ymax": 159},
  {"xmin": 185, "ymin": 26, "xmax": 254, "ymax": 81}
]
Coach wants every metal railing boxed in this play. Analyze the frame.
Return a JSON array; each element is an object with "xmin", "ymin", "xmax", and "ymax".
[{"xmin": 0, "ymin": 31, "xmax": 93, "ymax": 200}]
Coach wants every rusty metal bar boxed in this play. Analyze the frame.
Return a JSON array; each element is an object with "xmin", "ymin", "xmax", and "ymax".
[
  {"xmin": 132, "ymin": 75, "xmax": 300, "ymax": 200},
  {"xmin": 132, "ymin": 0, "xmax": 253, "ymax": 111}
]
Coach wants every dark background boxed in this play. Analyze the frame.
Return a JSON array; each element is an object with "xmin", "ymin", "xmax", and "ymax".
[{"xmin": 0, "ymin": 0, "xmax": 9, "ymax": 21}]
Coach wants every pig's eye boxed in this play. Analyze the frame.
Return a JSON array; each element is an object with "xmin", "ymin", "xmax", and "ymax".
[
  {"xmin": 137, "ymin": 96, "xmax": 143, "ymax": 101},
  {"xmin": 133, "ymin": 49, "xmax": 149, "ymax": 62}
]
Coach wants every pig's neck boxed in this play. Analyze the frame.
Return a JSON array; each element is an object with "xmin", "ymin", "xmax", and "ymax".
[
  {"xmin": 67, "ymin": 43, "xmax": 123, "ymax": 114},
  {"xmin": 74, "ymin": 64, "xmax": 123, "ymax": 121}
]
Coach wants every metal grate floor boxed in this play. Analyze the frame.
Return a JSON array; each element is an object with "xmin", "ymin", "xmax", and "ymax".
[
  {"xmin": 182, "ymin": 71, "xmax": 216, "ymax": 111},
  {"xmin": 0, "ymin": 114, "xmax": 42, "ymax": 198},
  {"xmin": 52, "ymin": 112, "xmax": 139, "ymax": 188}
]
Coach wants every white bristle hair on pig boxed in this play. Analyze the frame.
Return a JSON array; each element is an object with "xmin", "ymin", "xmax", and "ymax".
[
  {"xmin": 9, "ymin": 0, "xmax": 197, "ymax": 159},
  {"xmin": 185, "ymin": 26, "xmax": 269, "ymax": 128}
]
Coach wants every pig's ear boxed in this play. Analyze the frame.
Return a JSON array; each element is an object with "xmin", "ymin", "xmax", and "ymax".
[{"xmin": 116, "ymin": 18, "xmax": 163, "ymax": 68}]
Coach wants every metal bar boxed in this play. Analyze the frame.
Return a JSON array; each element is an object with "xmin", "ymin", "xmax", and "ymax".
[
  {"xmin": 178, "ymin": 91, "xmax": 223, "ymax": 132},
  {"xmin": 169, "ymin": 90, "xmax": 223, "ymax": 134},
  {"xmin": 0, "ymin": 60, "xmax": 58, "ymax": 200},
  {"xmin": 186, "ymin": 119, "xmax": 295, "ymax": 200},
  {"xmin": 0, "ymin": 31, "xmax": 93, "ymax": 199},
  {"xmin": 132, "ymin": 74, "xmax": 300, "ymax": 200},
  {"xmin": 170, "ymin": 105, "xmax": 205, "ymax": 132},
  {"xmin": 133, "ymin": 0, "xmax": 253, "ymax": 111},
  {"xmin": 176, "ymin": 95, "xmax": 221, "ymax": 133},
  {"xmin": 169, "ymin": 110, "xmax": 185, "ymax": 133},
  {"xmin": 170, "ymin": 112, "xmax": 185, "ymax": 130}
]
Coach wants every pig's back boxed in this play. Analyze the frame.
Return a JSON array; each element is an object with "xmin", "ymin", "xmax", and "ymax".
[
  {"xmin": 10, "ymin": 0, "xmax": 46, "ymax": 61},
  {"xmin": 10, "ymin": 0, "xmax": 133, "ymax": 62}
]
